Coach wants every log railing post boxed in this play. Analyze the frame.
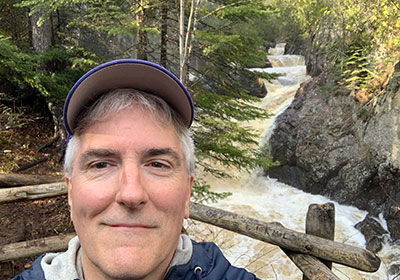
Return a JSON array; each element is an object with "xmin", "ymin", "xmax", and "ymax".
[{"xmin": 303, "ymin": 203, "xmax": 335, "ymax": 280}]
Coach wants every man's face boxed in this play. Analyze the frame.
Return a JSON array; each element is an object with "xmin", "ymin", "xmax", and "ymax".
[{"xmin": 66, "ymin": 106, "xmax": 193, "ymax": 280}]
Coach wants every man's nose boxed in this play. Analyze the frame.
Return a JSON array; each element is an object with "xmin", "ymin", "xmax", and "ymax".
[{"xmin": 115, "ymin": 162, "xmax": 149, "ymax": 208}]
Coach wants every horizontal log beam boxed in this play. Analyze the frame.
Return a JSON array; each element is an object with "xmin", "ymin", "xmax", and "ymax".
[
  {"xmin": 0, "ymin": 173, "xmax": 62, "ymax": 188},
  {"xmin": 0, "ymin": 233, "xmax": 75, "ymax": 262},
  {"xmin": 0, "ymin": 182, "xmax": 67, "ymax": 203},
  {"xmin": 189, "ymin": 202, "xmax": 380, "ymax": 272}
]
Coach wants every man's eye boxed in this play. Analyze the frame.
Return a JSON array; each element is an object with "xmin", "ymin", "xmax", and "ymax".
[
  {"xmin": 89, "ymin": 162, "xmax": 110, "ymax": 169},
  {"xmin": 149, "ymin": 161, "xmax": 170, "ymax": 169}
]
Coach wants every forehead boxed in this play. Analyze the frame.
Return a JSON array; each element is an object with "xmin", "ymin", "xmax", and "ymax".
[
  {"xmin": 77, "ymin": 106, "xmax": 182, "ymax": 153},
  {"xmin": 76, "ymin": 96, "xmax": 175, "ymax": 134}
]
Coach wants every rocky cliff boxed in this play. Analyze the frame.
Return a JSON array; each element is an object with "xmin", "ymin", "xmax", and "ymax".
[{"xmin": 266, "ymin": 63, "xmax": 400, "ymax": 252}]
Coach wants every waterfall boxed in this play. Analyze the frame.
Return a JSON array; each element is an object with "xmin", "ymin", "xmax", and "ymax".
[{"xmin": 187, "ymin": 44, "xmax": 399, "ymax": 279}]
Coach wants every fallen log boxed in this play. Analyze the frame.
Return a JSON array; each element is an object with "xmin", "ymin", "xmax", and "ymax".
[
  {"xmin": 0, "ymin": 173, "xmax": 63, "ymax": 188},
  {"xmin": 285, "ymin": 250, "xmax": 340, "ymax": 280},
  {"xmin": 13, "ymin": 157, "xmax": 49, "ymax": 172},
  {"xmin": 37, "ymin": 136, "xmax": 59, "ymax": 152},
  {"xmin": 0, "ymin": 233, "xmax": 75, "ymax": 262},
  {"xmin": 189, "ymin": 202, "xmax": 381, "ymax": 272},
  {"xmin": 0, "ymin": 182, "xmax": 67, "ymax": 203}
]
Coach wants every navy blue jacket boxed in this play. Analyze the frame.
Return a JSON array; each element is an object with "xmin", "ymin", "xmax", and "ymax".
[{"xmin": 13, "ymin": 240, "xmax": 260, "ymax": 280}]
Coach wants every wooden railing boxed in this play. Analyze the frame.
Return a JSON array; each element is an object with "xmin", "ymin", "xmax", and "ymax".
[{"xmin": 0, "ymin": 177, "xmax": 381, "ymax": 279}]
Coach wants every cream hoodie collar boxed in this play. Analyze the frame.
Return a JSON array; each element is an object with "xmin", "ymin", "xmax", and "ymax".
[{"xmin": 41, "ymin": 234, "xmax": 193, "ymax": 280}]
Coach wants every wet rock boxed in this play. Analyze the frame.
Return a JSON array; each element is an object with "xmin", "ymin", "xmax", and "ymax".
[
  {"xmin": 355, "ymin": 215, "xmax": 388, "ymax": 253},
  {"xmin": 388, "ymin": 263, "xmax": 400, "ymax": 276},
  {"xmin": 266, "ymin": 62, "xmax": 400, "ymax": 244}
]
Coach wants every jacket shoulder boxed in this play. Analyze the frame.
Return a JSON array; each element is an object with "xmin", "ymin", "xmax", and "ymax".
[
  {"xmin": 12, "ymin": 254, "xmax": 46, "ymax": 280},
  {"xmin": 191, "ymin": 240, "xmax": 260, "ymax": 280}
]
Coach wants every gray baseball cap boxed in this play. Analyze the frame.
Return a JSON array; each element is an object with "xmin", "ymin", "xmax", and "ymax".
[{"xmin": 63, "ymin": 59, "xmax": 194, "ymax": 137}]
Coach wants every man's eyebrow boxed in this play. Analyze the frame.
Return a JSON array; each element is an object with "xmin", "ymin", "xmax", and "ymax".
[{"xmin": 142, "ymin": 148, "xmax": 182, "ymax": 166}]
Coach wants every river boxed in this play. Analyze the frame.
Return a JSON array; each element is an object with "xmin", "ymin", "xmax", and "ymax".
[{"xmin": 186, "ymin": 43, "xmax": 400, "ymax": 279}]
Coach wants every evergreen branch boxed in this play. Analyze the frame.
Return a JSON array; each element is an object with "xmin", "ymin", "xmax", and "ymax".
[{"xmin": 201, "ymin": 0, "xmax": 253, "ymax": 20}]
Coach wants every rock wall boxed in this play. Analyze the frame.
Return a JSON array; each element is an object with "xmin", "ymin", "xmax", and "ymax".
[{"xmin": 266, "ymin": 64, "xmax": 400, "ymax": 249}]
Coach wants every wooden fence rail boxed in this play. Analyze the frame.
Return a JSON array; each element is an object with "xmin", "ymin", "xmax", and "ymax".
[
  {"xmin": 0, "ymin": 182, "xmax": 381, "ymax": 279},
  {"xmin": 189, "ymin": 202, "xmax": 380, "ymax": 272}
]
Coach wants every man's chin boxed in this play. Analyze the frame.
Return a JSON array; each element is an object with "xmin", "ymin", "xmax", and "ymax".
[{"xmin": 84, "ymin": 246, "xmax": 171, "ymax": 280}]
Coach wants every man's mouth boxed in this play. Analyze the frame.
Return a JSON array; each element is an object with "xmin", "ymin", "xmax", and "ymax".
[{"xmin": 106, "ymin": 222, "xmax": 156, "ymax": 233}]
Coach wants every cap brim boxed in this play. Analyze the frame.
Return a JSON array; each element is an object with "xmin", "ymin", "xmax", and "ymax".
[{"xmin": 63, "ymin": 59, "xmax": 193, "ymax": 135}]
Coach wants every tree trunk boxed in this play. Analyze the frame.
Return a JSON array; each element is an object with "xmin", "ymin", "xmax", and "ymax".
[
  {"xmin": 136, "ymin": 0, "xmax": 148, "ymax": 60},
  {"xmin": 179, "ymin": 0, "xmax": 185, "ymax": 80},
  {"xmin": 183, "ymin": 0, "xmax": 201, "ymax": 85},
  {"xmin": 160, "ymin": 2, "xmax": 168, "ymax": 67},
  {"xmin": 179, "ymin": 0, "xmax": 202, "ymax": 85},
  {"xmin": 29, "ymin": 6, "xmax": 66, "ymax": 159},
  {"xmin": 45, "ymin": 101, "xmax": 66, "ymax": 163},
  {"xmin": 47, "ymin": 102, "xmax": 66, "ymax": 163},
  {"xmin": 30, "ymin": 7, "xmax": 52, "ymax": 53}
]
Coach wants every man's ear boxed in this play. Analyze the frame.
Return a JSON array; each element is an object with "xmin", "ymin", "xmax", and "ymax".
[{"xmin": 184, "ymin": 176, "xmax": 194, "ymax": 219}]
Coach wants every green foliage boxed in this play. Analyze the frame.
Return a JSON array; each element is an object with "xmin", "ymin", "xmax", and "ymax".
[
  {"xmin": 252, "ymin": 71, "xmax": 282, "ymax": 82},
  {"xmin": 265, "ymin": 0, "xmax": 400, "ymax": 97},
  {"xmin": 341, "ymin": 47, "xmax": 377, "ymax": 92},
  {"xmin": 208, "ymin": 0, "xmax": 267, "ymax": 20},
  {"xmin": 196, "ymin": 24, "xmax": 266, "ymax": 67},
  {"xmin": 0, "ymin": 0, "xmax": 29, "ymax": 45},
  {"xmin": 191, "ymin": 179, "xmax": 232, "ymax": 203},
  {"xmin": 183, "ymin": 1, "xmax": 279, "ymax": 181},
  {"xmin": 0, "ymin": 151, "xmax": 19, "ymax": 173},
  {"xmin": 35, "ymin": 48, "xmax": 96, "ymax": 103},
  {"xmin": 194, "ymin": 89, "xmax": 267, "ymax": 121},
  {"xmin": 3, "ymin": 0, "xmax": 281, "ymax": 203},
  {"xmin": 0, "ymin": 35, "xmax": 43, "ymax": 94},
  {"xmin": 16, "ymin": 0, "xmax": 162, "ymax": 58},
  {"xmin": 2, "ymin": 107, "xmax": 28, "ymax": 129},
  {"xmin": 193, "ymin": 116, "xmax": 276, "ymax": 178},
  {"xmin": 0, "ymin": 34, "xmax": 95, "ymax": 104}
]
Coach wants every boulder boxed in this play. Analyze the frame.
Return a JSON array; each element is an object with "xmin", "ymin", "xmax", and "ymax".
[
  {"xmin": 266, "ymin": 63, "xmax": 400, "ymax": 246},
  {"xmin": 355, "ymin": 215, "xmax": 388, "ymax": 253}
]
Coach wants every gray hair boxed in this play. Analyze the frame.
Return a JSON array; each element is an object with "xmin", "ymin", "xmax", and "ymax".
[{"xmin": 64, "ymin": 89, "xmax": 195, "ymax": 179}]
